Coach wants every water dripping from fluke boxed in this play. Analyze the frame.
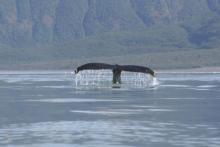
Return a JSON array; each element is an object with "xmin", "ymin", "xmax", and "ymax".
[{"xmin": 74, "ymin": 70, "xmax": 159, "ymax": 89}]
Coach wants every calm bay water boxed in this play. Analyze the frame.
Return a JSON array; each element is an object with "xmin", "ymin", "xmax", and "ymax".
[{"xmin": 0, "ymin": 72, "xmax": 220, "ymax": 147}]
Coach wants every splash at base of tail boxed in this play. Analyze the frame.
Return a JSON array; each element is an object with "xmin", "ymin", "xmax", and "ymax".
[{"xmin": 152, "ymin": 77, "xmax": 160, "ymax": 87}]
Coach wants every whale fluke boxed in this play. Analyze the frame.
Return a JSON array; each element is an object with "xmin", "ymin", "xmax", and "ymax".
[
  {"xmin": 75, "ymin": 63, "xmax": 113, "ymax": 73},
  {"xmin": 120, "ymin": 65, "xmax": 155, "ymax": 76},
  {"xmin": 75, "ymin": 63, "xmax": 155, "ymax": 84}
]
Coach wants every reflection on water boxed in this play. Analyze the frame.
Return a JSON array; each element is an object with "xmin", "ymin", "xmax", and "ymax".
[
  {"xmin": 0, "ymin": 72, "xmax": 220, "ymax": 147},
  {"xmin": 27, "ymin": 98, "xmax": 125, "ymax": 103}
]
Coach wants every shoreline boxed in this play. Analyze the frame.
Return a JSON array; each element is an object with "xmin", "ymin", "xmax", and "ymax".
[
  {"xmin": 0, "ymin": 67, "xmax": 220, "ymax": 74},
  {"xmin": 157, "ymin": 66, "xmax": 220, "ymax": 73}
]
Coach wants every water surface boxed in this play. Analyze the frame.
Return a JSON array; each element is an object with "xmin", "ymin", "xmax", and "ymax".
[{"xmin": 0, "ymin": 72, "xmax": 220, "ymax": 147}]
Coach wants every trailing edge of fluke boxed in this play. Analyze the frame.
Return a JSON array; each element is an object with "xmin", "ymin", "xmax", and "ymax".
[{"xmin": 75, "ymin": 63, "xmax": 155, "ymax": 84}]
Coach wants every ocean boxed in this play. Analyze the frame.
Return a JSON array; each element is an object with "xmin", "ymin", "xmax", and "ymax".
[{"xmin": 0, "ymin": 71, "xmax": 220, "ymax": 147}]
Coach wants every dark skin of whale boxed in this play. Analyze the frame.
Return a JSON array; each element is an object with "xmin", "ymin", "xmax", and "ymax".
[{"xmin": 75, "ymin": 63, "xmax": 155, "ymax": 84}]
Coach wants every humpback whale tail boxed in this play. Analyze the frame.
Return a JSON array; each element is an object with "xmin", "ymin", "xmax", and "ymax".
[{"xmin": 75, "ymin": 63, "xmax": 155, "ymax": 84}]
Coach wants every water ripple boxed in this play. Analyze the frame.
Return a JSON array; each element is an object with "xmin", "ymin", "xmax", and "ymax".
[{"xmin": 1, "ymin": 121, "xmax": 220, "ymax": 147}]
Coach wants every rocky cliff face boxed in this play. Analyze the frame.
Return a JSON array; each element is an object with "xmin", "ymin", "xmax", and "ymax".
[{"xmin": 0, "ymin": 0, "xmax": 219, "ymax": 47}]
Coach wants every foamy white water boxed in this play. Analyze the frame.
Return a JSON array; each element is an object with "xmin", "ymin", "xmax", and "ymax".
[{"xmin": 75, "ymin": 70, "xmax": 159, "ymax": 89}]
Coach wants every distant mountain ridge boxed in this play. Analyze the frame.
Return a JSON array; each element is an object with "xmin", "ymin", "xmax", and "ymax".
[
  {"xmin": 0, "ymin": 0, "xmax": 220, "ymax": 69},
  {"xmin": 0, "ymin": 0, "xmax": 219, "ymax": 47}
]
